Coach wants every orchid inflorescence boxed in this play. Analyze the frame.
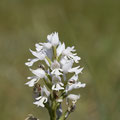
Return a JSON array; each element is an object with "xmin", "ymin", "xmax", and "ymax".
[{"xmin": 25, "ymin": 32, "xmax": 86, "ymax": 120}]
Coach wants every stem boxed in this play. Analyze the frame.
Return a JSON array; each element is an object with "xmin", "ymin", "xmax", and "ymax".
[
  {"xmin": 59, "ymin": 104, "xmax": 75, "ymax": 120},
  {"xmin": 53, "ymin": 46, "xmax": 57, "ymax": 60},
  {"xmin": 46, "ymin": 94, "xmax": 57, "ymax": 120},
  {"xmin": 45, "ymin": 103, "xmax": 53, "ymax": 120},
  {"xmin": 52, "ymin": 101, "xmax": 57, "ymax": 120},
  {"xmin": 59, "ymin": 110, "xmax": 71, "ymax": 120},
  {"xmin": 48, "ymin": 108, "xmax": 56, "ymax": 120}
]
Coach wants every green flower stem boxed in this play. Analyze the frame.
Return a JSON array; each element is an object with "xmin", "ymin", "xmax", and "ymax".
[
  {"xmin": 48, "ymin": 106, "xmax": 55, "ymax": 120},
  {"xmin": 52, "ymin": 100, "xmax": 57, "ymax": 120},
  {"xmin": 47, "ymin": 99, "xmax": 57, "ymax": 120},
  {"xmin": 45, "ymin": 102, "xmax": 54, "ymax": 120},
  {"xmin": 46, "ymin": 92, "xmax": 58, "ymax": 120}
]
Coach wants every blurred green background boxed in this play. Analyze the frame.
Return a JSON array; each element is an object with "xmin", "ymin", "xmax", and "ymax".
[{"xmin": 0, "ymin": 0, "xmax": 120, "ymax": 120}]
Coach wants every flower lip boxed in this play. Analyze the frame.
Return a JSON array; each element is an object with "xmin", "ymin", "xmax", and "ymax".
[
  {"xmin": 33, "ymin": 86, "xmax": 50, "ymax": 107},
  {"xmin": 51, "ymin": 60, "xmax": 63, "ymax": 76},
  {"xmin": 33, "ymin": 96, "xmax": 48, "ymax": 107},
  {"xmin": 67, "ymin": 94, "xmax": 80, "ymax": 104},
  {"xmin": 52, "ymin": 75, "xmax": 64, "ymax": 91}
]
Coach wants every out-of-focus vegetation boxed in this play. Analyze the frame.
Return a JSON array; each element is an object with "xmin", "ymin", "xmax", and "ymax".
[{"xmin": 0, "ymin": 0, "xmax": 120, "ymax": 120}]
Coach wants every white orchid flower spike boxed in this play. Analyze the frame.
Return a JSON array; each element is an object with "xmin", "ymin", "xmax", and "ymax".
[{"xmin": 25, "ymin": 32, "xmax": 86, "ymax": 120}]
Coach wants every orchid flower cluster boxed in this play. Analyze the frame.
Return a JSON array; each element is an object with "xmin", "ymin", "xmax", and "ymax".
[{"xmin": 25, "ymin": 32, "xmax": 86, "ymax": 120}]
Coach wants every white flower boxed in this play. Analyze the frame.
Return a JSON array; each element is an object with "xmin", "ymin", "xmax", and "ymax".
[
  {"xmin": 52, "ymin": 75, "xmax": 64, "ymax": 91},
  {"xmin": 57, "ymin": 44, "xmax": 81, "ymax": 63},
  {"xmin": 63, "ymin": 46, "xmax": 80, "ymax": 63},
  {"xmin": 35, "ymin": 43, "xmax": 43, "ymax": 51},
  {"xmin": 33, "ymin": 96, "xmax": 47, "ymax": 107},
  {"xmin": 25, "ymin": 58, "xmax": 39, "ymax": 67},
  {"xmin": 51, "ymin": 60, "xmax": 63, "ymax": 76},
  {"xmin": 66, "ymin": 94, "xmax": 80, "ymax": 105},
  {"xmin": 69, "ymin": 75, "xmax": 78, "ymax": 82},
  {"xmin": 47, "ymin": 32, "xmax": 59, "ymax": 46},
  {"xmin": 62, "ymin": 46, "xmax": 75, "ymax": 55},
  {"xmin": 30, "ymin": 68, "xmax": 46, "ymax": 78},
  {"xmin": 66, "ymin": 82, "xmax": 86, "ymax": 92},
  {"xmin": 35, "ymin": 43, "xmax": 53, "ymax": 60},
  {"xmin": 60, "ymin": 57, "xmax": 73, "ymax": 74},
  {"xmin": 25, "ymin": 76, "xmax": 39, "ymax": 87},
  {"xmin": 25, "ymin": 44, "xmax": 46, "ymax": 66},
  {"xmin": 33, "ymin": 86, "xmax": 50, "ymax": 107},
  {"xmin": 65, "ymin": 75, "xmax": 86, "ymax": 92},
  {"xmin": 69, "ymin": 54, "xmax": 81, "ymax": 63},
  {"xmin": 68, "ymin": 66, "xmax": 83, "ymax": 75}
]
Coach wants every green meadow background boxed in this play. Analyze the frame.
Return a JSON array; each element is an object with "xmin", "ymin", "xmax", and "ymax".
[{"xmin": 0, "ymin": 0, "xmax": 120, "ymax": 120}]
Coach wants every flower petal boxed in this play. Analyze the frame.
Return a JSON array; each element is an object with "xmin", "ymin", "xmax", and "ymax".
[
  {"xmin": 57, "ymin": 42, "xmax": 65, "ymax": 57},
  {"xmin": 52, "ymin": 83, "xmax": 64, "ymax": 91},
  {"xmin": 30, "ymin": 68, "xmax": 46, "ymax": 78},
  {"xmin": 67, "ymin": 94, "xmax": 80, "ymax": 103},
  {"xmin": 69, "ymin": 66, "xmax": 83, "ymax": 75},
  {"xmin": 51, "ymin": 69, "xmax": 63, "ymax": 76},
  {"xmin": 35, "ymin": 43, "xmax": 43, "ymax": 51},
  {"xmin": 47, "ymin": 32, "xmax": 59, "ymax": 46},
  {"xmin": 30, "ymin": 49, "xmax": 46, "ymax": 60},
  {"xmin": 25, "ymin": 77, "xmax": 39, "ymax": 87},
  {"xmin": 40, "ymin": 42, "xmax": 52, "ymax": 49},
  {"xmin": 69, "ymin": 75, "xmax": 78, "ymax": 82},
  {"xmin": 25, "ymin": 58, "xmax": 39, "ymax": 67}
]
